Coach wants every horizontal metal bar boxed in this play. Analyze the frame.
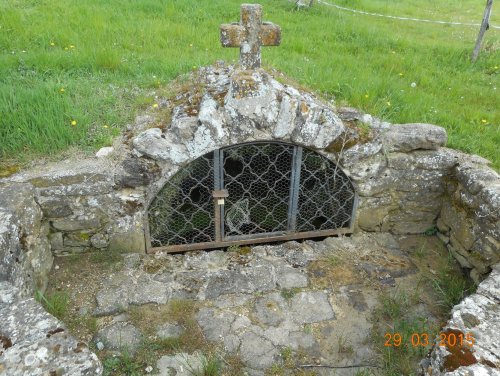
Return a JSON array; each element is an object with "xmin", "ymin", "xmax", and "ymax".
[
  {"xmin": 147, "ymin": 227, "xmax": 353, "ymax": 254},
  {"xmin": 224, "ymin": 231, "xmax": 289, "ymax": 241}
]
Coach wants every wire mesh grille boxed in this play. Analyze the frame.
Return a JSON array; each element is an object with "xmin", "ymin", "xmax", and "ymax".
[
  {"xmin": 296, "ymin": 148, "xmax": 355, "ymax": 232},
  {"xmin": 147, "ymin": 142, "xmax": 355, "ymax": 251},
  {"xmin": 222, "ymin": 143, "xmax": 294, "ymax": 237},
  {"xmin": 148, "ymin": 152, "xmax": 215, "ymax": 247}
]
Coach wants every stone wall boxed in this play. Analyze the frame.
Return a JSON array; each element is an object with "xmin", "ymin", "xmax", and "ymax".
[
  {"xmin": 0, "ymin": 183, "xmax": 52, "ymax": 296},
  {"xmin": 0, "ymin": 62, "xmax": 498, "ymax": 376},
  {"xmin": 0, "ymin": 63, "xmax": 498, "ymax": 290},
  {"xmin": 420, "ymin": 263, "xmax": 500, "ymax": 375},
  {"xmin": 437, "ymin": 161, "xmax": 500, "ymax": 283}
]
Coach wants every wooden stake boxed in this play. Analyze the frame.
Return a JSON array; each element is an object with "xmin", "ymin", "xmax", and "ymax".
[{"xmin": 472, "ymin": 0, "xmax": 493, "ymax": 62}]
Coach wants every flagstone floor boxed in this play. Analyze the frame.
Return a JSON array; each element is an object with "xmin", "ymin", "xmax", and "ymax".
[{"xmin": 47, "ymin": 233, "xmax": 455, "ymax": 376}]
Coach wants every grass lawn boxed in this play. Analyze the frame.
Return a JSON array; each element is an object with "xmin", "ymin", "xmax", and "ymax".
[{"xmin": 0, "ymin": 0, "xmax": 499, "ymax": 169}]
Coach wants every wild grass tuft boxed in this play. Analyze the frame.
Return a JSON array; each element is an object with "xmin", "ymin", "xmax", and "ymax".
[{"xmin": 35, "ymin": 290, "xmax": 69, "ymax": 319}]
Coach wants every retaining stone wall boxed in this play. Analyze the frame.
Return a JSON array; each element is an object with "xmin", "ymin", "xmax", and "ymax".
[{"xmin": 0, "ymin": 63, "xmax": 498, "ymax": 376}]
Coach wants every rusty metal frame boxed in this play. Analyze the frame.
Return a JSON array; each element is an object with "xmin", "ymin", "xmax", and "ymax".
[
  {"xmin": 146, "ymin": 141, "xmax": 357, "ymax": 254},
  {"xmin": 147, "ymin": 227, "xmax": 354, "ymax": 254}
]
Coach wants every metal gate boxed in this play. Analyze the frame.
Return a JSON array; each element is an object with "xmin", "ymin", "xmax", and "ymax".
[{"xmin": 146, "ymin": 142, "xmax": 356, "ymax": 253}]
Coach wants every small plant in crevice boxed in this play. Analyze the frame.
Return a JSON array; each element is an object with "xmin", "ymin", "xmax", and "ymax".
[
  {"xmin": 378, "ymin": 288, "xmax": 414, "ymax": 321},
  {"xmin": 338, "ymin": 333, "xmax": 354, "ymax": 355},
  {"xmin": 102, "ymin": 351, "xmax": 142, "ymax": 376},
  {"xmin": 35, "ymin": 290, "xmax": 69, "ymax": 319},
  {"xmin": 280, "ymin": 346, "xmax": 294, "ymax": 368},
  {"xmin": 431, "ymin": 270, "xmax": 473, "ymax": 309},
  {"xmin": 280, "ymin": 287, "xmax": 301, "ymax": 300},
  {"xmin": 265, "ymin": 363, "xmax": 285, "ymax": 376},
  {"xmin": 186, "ymin": 353, "xmax": 222, "ymax": 376},
  {"xmin": 428, "ymin": 251, "xmax": 475, "ymax": 309},
  {"xmin": 423, "ymin": 226, "xmax": 438, "ymax": 236}
]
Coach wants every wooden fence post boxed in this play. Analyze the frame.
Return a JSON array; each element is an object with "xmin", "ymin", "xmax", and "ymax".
[{"xmin": 472, "ymin": 0, "xmax": 494, "ymax": 62}]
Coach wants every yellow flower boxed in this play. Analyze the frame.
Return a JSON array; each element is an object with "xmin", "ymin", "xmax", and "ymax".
[
  {"xmin": 70, "ymin": 45, "xmax": 75, "ymax": 49},
  {"xmin": 364, "ymin": 94, "xmax": 369, "ymax": 99},
  {"xmin": 64, "ymin": 47, "xmax": 68, "ymax": 51},
  {"xmin": 387, "ymin": 101, "xmax": 391, "ymax": 106},
  {"xmin": 60, "ymin": 88, "xmax": 65, "ymax": 93},
  {"xmin": 103, "ymin": 124, "xmax": 109, "ymax": 128},
  {"xmin": 481, "ymin": 119, "xmax": 488, "ymax": 124},
  {"xmin": 50, "ymin": 42, "xmax": 55, "ymax": 46},
  {"xmin": 495, "ymin": 66, "xmax": 499, "ymax": 70},
  {"xmin": 398, "ymin": 72, "xmax": 404, "ymax": 76},
  {"xmin": 71, "ymin": 120, "xmax": 77, "ymax": 126},
  {"xmin": 153, "ymin": 103, "xmax": 159, "ymax": 109},
  {"xmin": 189, "ymin": 43, "xmax": 193, "ymax": 47}
]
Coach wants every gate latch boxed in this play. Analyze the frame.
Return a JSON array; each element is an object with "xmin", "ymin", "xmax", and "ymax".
[{"xmin": 212, "ymin": 189, "xmax": 229, "ymax": 205}]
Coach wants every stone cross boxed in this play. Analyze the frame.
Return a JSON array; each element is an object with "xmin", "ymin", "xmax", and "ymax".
[{"xmin": 220, "ymin": 4, "xmax": 281, "ymax": 70}]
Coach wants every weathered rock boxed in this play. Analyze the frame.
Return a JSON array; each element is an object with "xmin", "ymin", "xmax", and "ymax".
[
  {"xmin": 0, "ymin": 281, "xmax": 101, "ymax": 375},
  {"xmin": 114, "ymin": 157, "xmax": 160, "ymax": 188},
  {"xmin": 94, "ymin": 273, "xmax": 170, "ymax": 316},
  {"xmin": 276, "ymin": 266, "xmax": 308, "ymax": 289},
  {"xmin": 0, "ymin": 183, "xmax": 52, "ymax": 296},
  {"xmin": 253, "ymin": 293, "xmax": 287, "ymax": 326},
  {"xmin": 133, "ymin": 128, "xmax": 189, "ymax": 164},
  {"xmin": 381, "ymin": 123, "xmax": 447, "ymax": 152},
  {"xmin": 195, "ymin": 308, "xmax": 235, "ymax": 342},
  {"xmin": 90, "ymin": 233, "xmax": 108, "ymax": 249},
  {"xmin": 289, "ymin": 291, "xmax": 335, "ymax": 323},
  {"xmin": 95, "ymin": 146, "xmax": 114, "ymax": 158},
  {"xmin": 239, "ymin": 331, "xmax": 278, "ymax": 370},
  {"xmin": 420, "ymin": 264, "xmax": 500, "ymax": 375},
  {"xmin": 51, "ymin": 217, "xmax": 102, "ymax": 232},
  {"xmin": 95, "ymin": 322, "xmax": 142, "ymax": 354},
  {"xmin": 296, "ymin": 0, "xmax": 314, "ymax": 8},
  {"xmin": 156, "ymin": 323, "xmax": 184, "ymax": 340}
]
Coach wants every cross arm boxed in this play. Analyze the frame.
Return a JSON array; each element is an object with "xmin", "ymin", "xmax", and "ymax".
[
  {"xmin": 220, "ymin": 23, "xmax": 246, "ymax": 47},
  {"xmin": 259, "ymin": 22, "xmax": 281, "ymax": 46}
]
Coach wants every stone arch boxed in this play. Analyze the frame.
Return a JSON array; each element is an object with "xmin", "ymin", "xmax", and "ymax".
[{"xmin": 146, "ymin": 141, "xmax": 356, "ymax": 253}]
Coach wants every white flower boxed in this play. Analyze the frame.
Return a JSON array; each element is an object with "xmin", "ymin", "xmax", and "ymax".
[{"xmin": 410, "ymin": 82, "xmax": 417, "ymax": 88}]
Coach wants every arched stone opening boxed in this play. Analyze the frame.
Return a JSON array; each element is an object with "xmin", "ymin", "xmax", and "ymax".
[{"xmin": 147, "ymin": 141, "xmax": 356, "ymax": 252}]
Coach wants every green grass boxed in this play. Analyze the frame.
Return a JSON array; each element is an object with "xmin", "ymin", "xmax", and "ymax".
[
  {"xmin": 1, "ymin": 0, "xmax": 499, "ymax": 168},
  {"xmin": 35, "ymin": 290, "xmax": 69, "ymax": 319},
  {"xmin": 372, "ymin": 287, "xmax": 439, "ymax": 376},
  {"xmin": 430, "ymin": 253, "xmax": 475, "ymax": 308}
]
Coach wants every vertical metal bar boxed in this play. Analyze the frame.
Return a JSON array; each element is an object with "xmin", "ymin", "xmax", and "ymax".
[
  {"xmin": 219, "ymin": 149, "xmax": 226, "ymax": 240},
  {"xmin": 286, "ymin": 146, "xmax": 297, "ymax": 231},
  {"xmin": 288, "ymin": 146, "xmax": 303, "ymax": 232},
  {"xmin": 213, "ymin": 150, "xmax": 222, "ymax": 242},
  {"xmin": 349, "ymin": 192, "xmax": 359, "ymax": 232}
]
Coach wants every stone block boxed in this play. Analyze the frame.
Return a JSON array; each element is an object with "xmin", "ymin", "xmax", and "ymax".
[
  {"xmin": 291, "ymin": 104, "xmax": 345, "ymax": 149},
  {"xmin": 0, "ymin": 281, "xmax": 101, "ymax": 375},
  {"xmin": 381, "ymin": 123, "xmax": 447, "ymax": 152},
  {"xmin": 49, "ymin": 232, "xmax": 64, "ymax": 250},
  {"xmin": 90, "ymin": 233, "xmax": 108, "ymax": 249},
  {"xmin": 51, "ymin": 217, "xmax": 102, "ymax": 232},
  {"xmin": 357, "ymin": 196, "xmax": 395, "ymax": 232},
  {"xmin": 37, "ymin": 198, "xmax": 73, "ymax": 218},
  {"xmin": 447, "ymin": 244, "xmax": 473, "ymax": 269},
  {"xmin": 63, "ymin": 232, "xmax": 92, "ymax": 247},
  {"xmin": 455, "ymin": 163, "xmax": 499, "ymax": 195},
  {"xmin": 108, "ymin": 230, "xmax": 146, "ymax": 254},
  {"xmin": 114, "ymin": 157, "xmax": 161, "ymax": 188}
]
